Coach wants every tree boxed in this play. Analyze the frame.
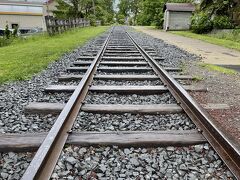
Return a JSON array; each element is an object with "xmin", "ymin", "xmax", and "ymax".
[
  {"xmin": 191, "ymin": 0, "xmax": 239, "ymax": 32},
  {"xmin": 4, "ymin": 25, "xmax": 11, "ymax": 39},
  {"xmin": 117, "ymin": 0, "xmax": 194, "ymax": 27},
  {"xmin": 53, "ymin": 0, "xmax": 114, "ymax": 25}
]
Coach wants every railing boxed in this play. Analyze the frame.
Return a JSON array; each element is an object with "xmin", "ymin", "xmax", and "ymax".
[{"xmin": 45, "ymin": 16, "xmax": 90, "ymax": 35}]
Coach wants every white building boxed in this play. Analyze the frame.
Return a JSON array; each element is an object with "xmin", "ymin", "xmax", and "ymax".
[
  {"xmin": 163, "ymin": 3, "xmax": 195, "ymax": 31},
  {"xmin": 0, "ymin": 0, "xmax": 59, "ymax": 31}
]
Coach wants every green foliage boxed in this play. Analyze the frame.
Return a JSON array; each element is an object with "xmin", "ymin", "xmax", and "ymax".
[
  {"xmin": 200, "ymin": 63, "xmax": 238, "ymax": 75},
  {"xmin": 118, "ymin": 0, "xmax": 130, "ymax": 17},
  {"xmin": 53, "ymin": 0, "xmax": 83, "ymax": 18},
  {"xmin": 136, "ymin": 0, "xmax": 165, "ymax": 27},
  {"xmin": 209, "ymin": 29, "xmax": 240, "ymax": 42},
  {"xmin": 0, "ymin": 26, "xmax": 109, "ymax": 84},
  {"xmin": 195, "ymin": 0, "xmax": 239, "ymax": 31},
  {"xmin": 117, "ymin": 14, "xmax": 125, "ymax": 24},
  {"xmin": 171, "ymin": 30, "xmax": 240, "ymax": 51},
  {"xmin": 4, "ymin": 25, "xmax": 11, "ymax": 39},
  {"xmin": 53, "ymin": 0, "xmax": 114, "ymax": 24},
  {"xmin": 168, "ymin": 0, "xmax": 193, "ymax": 2},
  {"xmin": 212, "ymin": 15, "xmax": 233, "ymax": 29},
  {"xmin": 88, "ymin": 14, "xmax": 96, "ymax": 26},
  {"xmin": 191, "ymin": 12, "xmax": 213, "ymax": 34},
  {"xmin": 117, "ymin": 0, "xmax": 193, "ymax": 27},
  {"xmin": 0, "ymin": 38, "xmax": 13, "ymax": 47}
]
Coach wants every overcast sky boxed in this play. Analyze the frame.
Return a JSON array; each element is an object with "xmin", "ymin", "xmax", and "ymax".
[{"xmin": 114, "ymin": 0, "xmax": 119, "ymax": 11}]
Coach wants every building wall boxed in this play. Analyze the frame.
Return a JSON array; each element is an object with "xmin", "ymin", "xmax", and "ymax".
[
  {"xmin": 165, "ymin": 11, "xmax": 192, "ymax": 30},
  {"xmin": 0, "ymin": 14, "xmax": 45, "ymax": 29}
]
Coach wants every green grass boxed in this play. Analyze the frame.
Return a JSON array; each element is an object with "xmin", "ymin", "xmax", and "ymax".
[
  {"xmin": 200, "ymin": 63, "xmax": 238, "ymax": 75},
  {"xmin": 0, "ymin": 26, "xmax": 109, "ymax": 84},
  {"xmin": 171, "ymin": 31, "xmax": 240, "ymax": 51}
]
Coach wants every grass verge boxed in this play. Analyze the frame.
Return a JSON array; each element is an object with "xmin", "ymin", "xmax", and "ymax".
[
  {"xmin": 200, "ymin": 63, "xmax": 238, "ymax": 75},
  {"xmin": 0, "ymin": 26, "xmax": 109, "ymax": 84},
  {"xmin": 171, "ymin": 31, "xmax": 240, "ymax": 52}
]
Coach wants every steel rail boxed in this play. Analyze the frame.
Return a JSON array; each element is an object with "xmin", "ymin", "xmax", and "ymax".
[
  {"xmin": 126, "ymin": 31, "xmax": 240, "ymax": 178},
  {"xmin": 21, "ymin": 28, "xmax": 113, "ymax": 180}
]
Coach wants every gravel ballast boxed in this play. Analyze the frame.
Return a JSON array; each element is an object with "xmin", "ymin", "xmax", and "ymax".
[
  {"xmin": 0, "ymin": 152, "xmax": 33, "ymax": 179},
  {"xmin": 52, "ymin": 144, "xmax": 234, "ymax": 179},
  {"xmin": 128, "ymin": 29, "xmax": 200, "ymax": 67},
  {"xmin": 73, "ymin": 112, "xmax": 195, "ymax": 131},
  {"xmin": 96, "ymin": 71, "xmax": 156, "ymax": 75},
  {"xmin": 84, "ymin": 92, "xmax": 176, "ymax": 104},
  {"xmin": 92, "ymin": 80, "xmax": 163, "ymax": 86}
]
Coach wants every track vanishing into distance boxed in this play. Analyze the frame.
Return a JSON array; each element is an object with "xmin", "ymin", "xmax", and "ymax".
[{"xmin": 1, "ymin": 26, "xmax": 240, "ymax": 179}]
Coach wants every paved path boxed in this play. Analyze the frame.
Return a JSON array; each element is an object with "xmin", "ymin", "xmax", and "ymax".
[{"xmin": 134, "ymin": 26, "xmax": 240, "ymax": 69}]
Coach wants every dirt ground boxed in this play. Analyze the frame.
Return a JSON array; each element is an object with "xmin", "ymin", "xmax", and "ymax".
[
  {"xmin": 134, "ymin": 26, "xmax": 240, "ymax": 66},
  {"xmin": 134, "ymin": 26, "xmax": 240, "ymax": 146},
  {"xmin": 186, "ymin": 61, "xmax": 240, "ymax": 145}
]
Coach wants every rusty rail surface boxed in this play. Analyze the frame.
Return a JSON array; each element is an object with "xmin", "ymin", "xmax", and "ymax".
[
  {"xmin": 126, "ymin": 31, "xmax": 240, "ymax": 178},
  {"xmin": 21, "ymin": 28, "xmax": 113, "ymax": 180}
]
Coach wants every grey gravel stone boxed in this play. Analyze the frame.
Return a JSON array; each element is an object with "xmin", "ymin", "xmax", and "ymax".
[
  {"xmin": 51, "ymin": 144, "xmax": 233, "ymax": 179},
  {"xmin": 0, "ymin": 152, "xmax": 33, "ymax": 179},
  {"xmin": 66, "ymin": 157, "xmax": 77, "ymax": 165},
  {"xmin": 73, "ymin": 112, "xmax": 196, "ymax": 131},
  {"xmin": 93, "ymin": 80, "xmax": 163, "ymax": 86},
  {"xmin": 85, "ymin": 92, "xmax": 177, "ymax": 104}
]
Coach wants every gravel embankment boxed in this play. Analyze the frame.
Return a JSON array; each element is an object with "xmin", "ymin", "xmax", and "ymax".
[
  {"xmin": 73, "ymin": 112, "xmax": 195, "ymax": 131},
  {"xmin": 52, "ymin": 144, "xmax": 234, "ymax": 179},
  {"xmin": 0, "ymin": 152, "xmax": 33, "ymax": 179},
  {"xmin": 84, "ymin": 92, "xmax": 176, "ymax": 104}
]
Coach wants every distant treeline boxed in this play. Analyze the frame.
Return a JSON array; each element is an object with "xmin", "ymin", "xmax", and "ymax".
[
  {"xmin": 116, "ymin": 0, "xmax": 240, "ymax": 31},
  {"xmin": 53, "ymin": 0, "xmax": 115, "ymax": 25}
]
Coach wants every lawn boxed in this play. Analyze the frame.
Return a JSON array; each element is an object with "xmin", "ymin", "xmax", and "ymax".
[
  {"xmin": 0, "ymin": 26, "xmax": 109, "ymax": 84},
  {"xmin": 199, "ymin": 63, "xmax": 238, "ymax": 75},
  {"xmin": 170, "ymin": 30, "xmax": 240, "ymax": 52}
]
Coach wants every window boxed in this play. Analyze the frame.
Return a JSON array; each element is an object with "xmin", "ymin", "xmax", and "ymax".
[{"xmin": 11, "ymin": 24, "xmax": 19, "ymax": 29}]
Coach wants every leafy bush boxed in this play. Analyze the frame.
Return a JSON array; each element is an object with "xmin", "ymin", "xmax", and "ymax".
[
  {"xmin": 191, "ymin": 12, "xmax": 213, "ymax": 34},
  {"xmin": 88, "ymin": 14, "xmax": 96, "ymax": 26},
  {"xmin": 117, "ymin": 14, "xmax": 125, "ymax": 24},
  {"xmin": 4, "ymin": 25, "xmax": 11, "ymax": 39},
  {"xmin": 212, "ymin": 15, "xmax": 233, "ymax": 29}
]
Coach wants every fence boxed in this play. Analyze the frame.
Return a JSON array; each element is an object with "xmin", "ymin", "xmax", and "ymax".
[{"xmin": 45, "ymin": 16, "xmax": 90, "ymax": 35}]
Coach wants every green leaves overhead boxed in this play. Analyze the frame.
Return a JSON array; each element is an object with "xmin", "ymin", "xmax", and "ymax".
[
  {"xmin": 53, "ymin": 0, "xmax": 114, "ymax": 25},
  {"xmin": 116, "ymin": 0, "xmax": 193, "ymax": 26}
]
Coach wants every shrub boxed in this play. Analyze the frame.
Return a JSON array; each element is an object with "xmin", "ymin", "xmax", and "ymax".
[
  {"xmin": 4, "ymin": 25, "xmax": 11, "ymax": 39},
  {"xmin": 212, "ymin": 15, "xmax": 233, "ymax": 29},
  {"xmin": 191, "ymin": 12, "xmax": 213, "ymax": 34},
  {"xmin": 88, "ymin": 14, "xmax": 96, "ymax": 26},
  {"xmin": 117, "ymin": 14, "xmax": 125, "ymax": 24}
]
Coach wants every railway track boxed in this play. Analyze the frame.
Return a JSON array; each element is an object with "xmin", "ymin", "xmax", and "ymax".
[{"xmin": 1, "ymin": 26, "xmax": 239, "ymax": 179}]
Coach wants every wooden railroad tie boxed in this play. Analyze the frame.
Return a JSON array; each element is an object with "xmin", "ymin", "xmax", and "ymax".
[
  {"xmin": 25, "ymin": 102, "xmax": 230, "ymax": 115},
  {"xmin": 0, "ymin": 130, "xmax": 206, "ymax": 152},
  {"xmin": 44, "ymin": 85, "xmax": 208, "ymax": 93}
]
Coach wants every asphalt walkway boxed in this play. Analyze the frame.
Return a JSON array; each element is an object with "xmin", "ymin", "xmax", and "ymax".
[{"xmin": 134, "ymin": 26, "xmax": 240, "ymax": 71}]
